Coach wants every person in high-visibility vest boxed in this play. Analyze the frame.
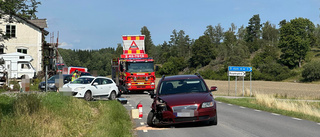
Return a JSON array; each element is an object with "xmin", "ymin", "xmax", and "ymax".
[{"xmin": 72, "ymin": 69, "xmax": 80, "ymax": 82}]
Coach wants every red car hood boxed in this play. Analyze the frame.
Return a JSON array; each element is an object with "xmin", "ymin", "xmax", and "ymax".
[{"xmin": 159, "ymin": 92, "xmax": 213, "ymax": 106}]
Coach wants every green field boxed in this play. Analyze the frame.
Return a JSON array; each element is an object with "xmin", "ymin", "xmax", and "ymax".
[{"xmin": 0, "ymin": 93, "xmax": 133, "ymax": 137}]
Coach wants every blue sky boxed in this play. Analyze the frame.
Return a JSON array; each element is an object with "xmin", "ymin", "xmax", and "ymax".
[{"xmin": 37, "ymin": 0, "xmax": 320, "ymax": 50}]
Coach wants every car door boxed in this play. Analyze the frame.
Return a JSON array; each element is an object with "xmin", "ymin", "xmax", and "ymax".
[
  {"xmin": 91, "ymin": 78, "xmax": 104, "ymax": 96},
  {"xmin": 100, "ymin": 78, "xmax": 113, "ymax": 96}
]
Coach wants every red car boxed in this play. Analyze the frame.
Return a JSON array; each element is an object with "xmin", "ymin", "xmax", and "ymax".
[{"xmin": 147, "ymin": 74, "xmax": 218, "ymax": 127}]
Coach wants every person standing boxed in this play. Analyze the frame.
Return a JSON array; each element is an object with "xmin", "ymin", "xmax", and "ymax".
[{"xmin": 72, "ymin": 69, "xmax": 80, "ymax": 81}]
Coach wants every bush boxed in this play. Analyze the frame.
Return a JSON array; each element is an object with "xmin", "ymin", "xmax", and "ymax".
[{"xmin": 302, "ymin": 60, "xmax": 320, "ymax": 82}]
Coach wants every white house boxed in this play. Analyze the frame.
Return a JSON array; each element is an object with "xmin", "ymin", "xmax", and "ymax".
[{"xmin": 0, "ymin": 14, "xmax": 48, "ymax": 75}]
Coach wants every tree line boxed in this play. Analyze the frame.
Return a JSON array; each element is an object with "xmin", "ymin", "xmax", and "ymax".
[{"xmin": 59, "ymin": 14, "xmax": 320, "ymax": 82}]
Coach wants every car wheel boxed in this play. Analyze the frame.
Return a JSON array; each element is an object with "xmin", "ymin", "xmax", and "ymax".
[
  {"xmin": 147, "ymin": 110, "xmax": 155, "ymax": 127},
  {"xmin": 109, "ymin": 91, "xmax": 116, "ymax": 100},
  {"xmin": 84, "ymin": 91, "xmax": 92, "ymax": 101},
  {"xmin": 209, "ymin": 115, "xmax": 218, "ymax": 125}
]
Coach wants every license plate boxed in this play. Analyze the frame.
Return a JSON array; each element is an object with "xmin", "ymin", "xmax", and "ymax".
[
  {"xmin": 177, "ymin": 112, "xmax": 192, "ymax": 117},
  {"xmin": 138, "ymin": 83, "xmax": 144, "ymax": 85},
  {"xmin": 41, "ymin": 86, "xmax": 45, "ymax": 88}
]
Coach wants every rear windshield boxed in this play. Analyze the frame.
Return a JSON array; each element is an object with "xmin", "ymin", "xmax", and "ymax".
[{"xmin": 158, "ymin": 79, "xmax": 208, "ymax": 95}]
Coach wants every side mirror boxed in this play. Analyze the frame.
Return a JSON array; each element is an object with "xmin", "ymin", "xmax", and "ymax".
[
  {"xmin": 93, "ymin": 82, "xmax": 98, "ymax": 86},
  {"xmin": 210, "ymin": 86, "xmax": 218, "ymax": 92}
]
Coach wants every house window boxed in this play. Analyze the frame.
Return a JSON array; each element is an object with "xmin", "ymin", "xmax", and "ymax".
[
  {"xmin": 17, "ymin": 49, "xmax": 27, "ymax": 54},
  {"xmin": 6, "ymin": 25, "xmax": 16, "ymax": 37}
]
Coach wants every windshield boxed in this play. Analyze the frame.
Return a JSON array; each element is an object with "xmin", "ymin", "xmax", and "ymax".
[
  {"xmin": 126, "ymin": 62, "xmax": 154, "ymax": 72},
  {"xmin": 159, "ymin": 79, "xmax": 208, "ymax": 95},
  {"xmin": 71, "ymin": 77, "xmax": 94, "ymax": 84},
  {"xmin": 47, "ymin": 75, "xmax": 62, "ymax": 81}
]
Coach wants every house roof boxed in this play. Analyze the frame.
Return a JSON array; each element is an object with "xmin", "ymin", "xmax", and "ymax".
[{"xmin": 28, "ymin": 19, "xmax": 48, "ymax": 29}]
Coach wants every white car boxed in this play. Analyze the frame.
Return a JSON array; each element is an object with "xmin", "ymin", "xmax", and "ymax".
[{"xmin": 59, "ymin": 76, "xmax": 120, "ymax": 101}]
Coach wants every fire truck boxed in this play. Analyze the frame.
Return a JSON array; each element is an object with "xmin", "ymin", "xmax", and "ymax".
[{"xmin": 112, "ymin": 35, "xmax": 156, "ymax": 94}]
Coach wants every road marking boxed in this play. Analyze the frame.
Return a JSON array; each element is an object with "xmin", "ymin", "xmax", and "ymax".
[
  {"xmin": 143, "ymin": 130, "xmax": 148, "ymax": 132},
  {"xmin": 228, "ymin": 104, "xmax": 233, "ymax": 106},
  {"xmin": 129, "ymin": 104, "xmax": 132, "ymax": 106},
  {"xmin": 140, "ymin": 122, "xmax": 145, "ymax": 125},
  {"xmin": 131, "ymin": 107, "xmax": 134, "ymax": 109},
  {"xmin": 240, "ymin": 106, "xmax": 246, "ymax": 109},
  {"xmin": 254, "ymin": 109, "xmax": 261, "ymax": 112},
  {"xmin": 317, "ymin": 123, "xmax": 320, "ymax": 126},
  {"xmin": 271, "ymin": 113, "xmax": 280, "ymax": 116},
  {"xmin": 292, "ymin": 118, "xmax": 302, "ymax": 121},
  {"xmin": 217, "ymin": 102, "xmax": 222, "ymax": 104}
]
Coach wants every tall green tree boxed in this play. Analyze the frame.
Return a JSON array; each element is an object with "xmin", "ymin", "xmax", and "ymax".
[
  {"xmin": 279, "ymin": 18, "xmax": 315, "ymax": 68},
  {"xmin": 169, "ymin": 29, "xmax": 191, "ymax": 58},
  {"xmin": 189, "ymin": 35, "xmax": 215, "ymax": 67},
  {"xmin": 245, "ymin": 14, "xmax": 262, "ymax": 52},
  {"xmin": 140, "ymin": 26, "xmax": 154, "ymax": 54},
  {"xmin": 204, "ymin": 24, "xmax": 224, "ymax": 46},
  {"xmin": 262, "ymin": 21, "xmax": 279, "ymax": 47}
]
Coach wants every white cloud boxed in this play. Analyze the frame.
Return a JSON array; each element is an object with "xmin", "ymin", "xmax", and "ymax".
[{"xmin": 59, "ymin": 42, "xmax": 73, "ymax": 49}]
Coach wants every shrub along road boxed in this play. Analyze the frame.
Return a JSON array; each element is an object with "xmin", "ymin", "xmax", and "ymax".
[{"xmin": 123, "ymin": 93, "xmax": 320, "ymax": 137}]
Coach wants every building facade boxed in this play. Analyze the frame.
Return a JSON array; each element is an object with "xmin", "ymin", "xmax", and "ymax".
[{"xmin": 0, "ymin": 15, "xmax": 48, "ymax": 74}]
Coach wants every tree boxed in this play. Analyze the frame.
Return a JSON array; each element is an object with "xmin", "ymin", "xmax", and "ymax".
[
  {"xmin": 279, "ymin": 18, "xmax": 315, "ymax": 68},
  {"xmin": 204, "ymin": 24, "xmax": 224, "ymax": 45},
  {"xmin": 245, "ymin": 14, "xmax": 262, "ymax": 52},
  {"xmin": 262, "ymin": 21, "xmax": 279, "ymax": 47},
  {"xmin": 189, "ymin": 35, "xmax": 215, "ymax": 67},
  {"xmin": 302, "ymin": 60, "xmax": 320, "ymax": 81},
  {"xmin": 140, "ymin": 26, "xmax": 154, "ymax": 54},
  {"xmin": 169, "ymin": 29, "xmax": 192, "ymax": 58}
]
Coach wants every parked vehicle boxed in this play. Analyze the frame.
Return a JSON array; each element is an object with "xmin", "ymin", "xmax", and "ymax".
[
  {"xmin": 147, "ymin": 74, "xmax": 218, "ymax": 127},
  {"xmin": 0, "ymin": 52, "xmax": 36, "ymax": 85},
  {"xmin": 59, "ymin": 76, "xmax": 119, "ymax": 101},
  {"xmin": 62, "ymin": 66, "xmax": 88, "ymax": 75},
  {"xmin": 38, "ymin": 74, "xmax": 72, "ymax": 91},
  {"xmin": 112, "ymin": 35, "xmax": 156, "ymax": 94}
]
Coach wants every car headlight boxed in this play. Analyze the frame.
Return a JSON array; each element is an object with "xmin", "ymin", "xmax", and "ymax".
[
  {"xmin": 74, "ymin": 87, "xmax": 85, "ymax": 91},
  {"xmin": 127, "ymin": 83, "xmax": 131, "ymax": 86},
  {"xmin": 48, "ymin": 83, "xmax": 55, "ymax": 87},
  {"xmin": 201, "ymin": 101, "xmax": 214, "ymax": 108},
  {"xmin": 151, "ymin": 82, "xmax": 155, "ymax": 85}
]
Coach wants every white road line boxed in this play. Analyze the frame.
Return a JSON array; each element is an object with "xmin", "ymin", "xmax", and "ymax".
[
  {"xmin": 317, "ymin": 123, "xmax": 320, "ymax": 126},
  {"xmin": 254, "ymin": 109, "xmax": 261, "ymax": 112},
  {"xmin": 271, "ymin": 113, "xmax": 280, "ymax": 116},
  {"xmin": 240, "ymin": 106, "xmax": 246, "ymax": 109},
  {"xmin": 228, "ymin": 104, "xmax": 233, "ymax": 106},
  {"xmin": 292, "ymin": 118, "xmax": 302, "ymax": 121},
  {"xmin": 143, "ymin": 130, "xmax": 148, "ymax": 132},
  {"xmin": 217, "ymin": 102, "xmax": 222, "ymax": 104},
  {"xmin": 131, "ymin": 107, "xmax": 134, "ymax": 109},
  {"xmin": 140, "ymin": 122, "xmax": 145, "ymax": 125},
  {"xmin": 129, "ymin": 104, "xmax": 132, "ymax": 106}
]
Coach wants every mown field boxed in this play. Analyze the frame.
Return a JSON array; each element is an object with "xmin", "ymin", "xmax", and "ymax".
[{"xmin": 0, "ymin": 93, "xmax": 133, "ymax": 137}]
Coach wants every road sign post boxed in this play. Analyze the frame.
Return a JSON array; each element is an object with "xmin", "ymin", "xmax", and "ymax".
[{"xmin": 228, "ymin": 66, "xmax": 252, "ymax": 97}]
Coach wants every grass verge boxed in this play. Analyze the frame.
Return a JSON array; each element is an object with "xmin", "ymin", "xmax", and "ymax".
[
  {"xmin": 215, "ymin": 96, "xmax": 320, "ymax": 123},
  {"xmin": 0, "ymin": 93, "xmax": 133, "ymax": 137}
]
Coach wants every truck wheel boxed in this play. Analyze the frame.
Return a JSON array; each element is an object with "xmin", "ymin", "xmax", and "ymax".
[
  {"xmin": 109, "ymin": 91, "xmax": 116, "ymax": 100},
  {"xmin": 84, "ymin": 91, "xmax": 92, "ymax": 101},
  {"xmin": 147, "ymin": 110, "xmax": 155, "ymax": 127}
]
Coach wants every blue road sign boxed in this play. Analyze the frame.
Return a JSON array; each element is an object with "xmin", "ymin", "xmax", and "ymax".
[{"xmin": 228, "ymin": 66, "xmax": 252, "ymax": 72}]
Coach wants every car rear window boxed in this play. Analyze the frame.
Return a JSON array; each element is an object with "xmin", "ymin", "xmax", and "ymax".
[{"xmin": 159, "ymin": 79, "xmax": 207, "ymax": 95}]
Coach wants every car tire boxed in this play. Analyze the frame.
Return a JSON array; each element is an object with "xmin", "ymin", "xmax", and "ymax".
[
  {"xmin": 84, "ymin": 91, "xmax": 92, "ymax": 101},
  {"xmin": 209, "ymin": 115, "xmax": 218, "ymax": 125},
  {"xmin": 109, "ymin": 91, "xmax": 116, "ymax": 100},
  {"xmin": 147, "ymin": 110, "xmax": 155, "ymax": 127}
]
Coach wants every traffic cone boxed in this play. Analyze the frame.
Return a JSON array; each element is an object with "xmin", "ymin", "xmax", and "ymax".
[{"xmin": 137, "ymin": 102, "xmax": 143, "ymax": 118}]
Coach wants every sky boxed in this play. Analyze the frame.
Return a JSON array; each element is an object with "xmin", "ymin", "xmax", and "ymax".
[{"xmin": 36, "ymin": 0, "xmax": 320, "ymax": 50}]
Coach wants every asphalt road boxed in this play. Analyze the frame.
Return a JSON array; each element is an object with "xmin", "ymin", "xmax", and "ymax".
[{"xmin": 122, "ymin": 93, "xmax": 320, "ymax": 137}]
